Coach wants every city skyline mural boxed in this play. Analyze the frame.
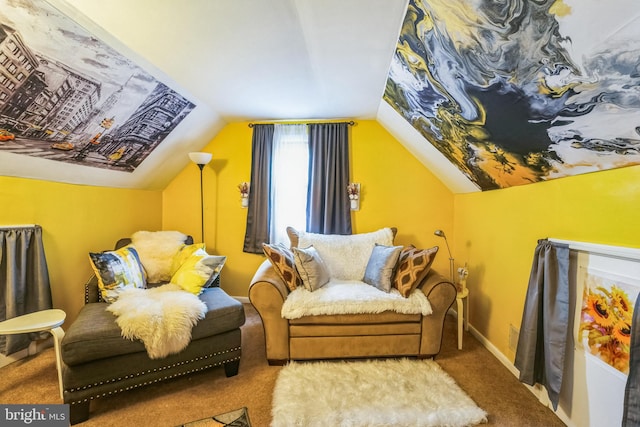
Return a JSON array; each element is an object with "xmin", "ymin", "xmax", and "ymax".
[
  {"xmin": 0, "ymin": 0, "xmax": 195, "ymax": 172},
  {"xmin": 384, "ymin": 0, "xmax": 640, "ymax": 190}
]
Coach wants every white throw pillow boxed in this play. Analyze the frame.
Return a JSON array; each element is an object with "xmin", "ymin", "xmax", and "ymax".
[{"xmin": 296, "ymin": 228, "xmax": 394, "ymax": 281}]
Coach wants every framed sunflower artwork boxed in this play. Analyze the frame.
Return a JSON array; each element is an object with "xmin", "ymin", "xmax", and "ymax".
[
  {"xmin": 578, "ymin": 267, "xmax": 638, "ymax": 376},
  {"xmin": 558, "ymin": 242, "xmax": 639, "ymax": 426}
]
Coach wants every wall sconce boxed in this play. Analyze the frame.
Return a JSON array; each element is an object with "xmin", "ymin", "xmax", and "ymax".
[
  {"xmin": 238, "ymin": 182, "xmax": 250, "ymax": 208},
  {"xmin": 347, "ymin": 182, "xmax": 360, "ymax": 211}
]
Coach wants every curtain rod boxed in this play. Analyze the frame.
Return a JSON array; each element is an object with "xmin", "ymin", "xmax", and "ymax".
[
  {"xmin": 248, "ymin": 121, "xmax": 355, "ymax": 128},
  {"xmin": 0, "ymin": 224, "xmax": 38, "ymax": 230}
]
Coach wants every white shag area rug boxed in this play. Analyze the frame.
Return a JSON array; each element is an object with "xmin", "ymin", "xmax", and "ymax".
[
  {"xmin": 271, "ymin": 359, "xmax": 487, "ymax": 427},
  {"xmin": 107, "ymin": 283, "xmax": 206, "ymax": 359},
  {"xmin": 281, "ymin": 280, "xmax": 432, "ymax": 319}
]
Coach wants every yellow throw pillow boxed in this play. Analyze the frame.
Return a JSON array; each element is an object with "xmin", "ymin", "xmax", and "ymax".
[
  {"xmin": 171, "ymin": 248, "xmax": 226, "ymax": 295},
  {"xmin": 171, "ymin": 243, "xmax": 206, "ymax": 275},
  {"xmin": 89, "ymin": 245, "xmax": 146, "ymax": 303}
]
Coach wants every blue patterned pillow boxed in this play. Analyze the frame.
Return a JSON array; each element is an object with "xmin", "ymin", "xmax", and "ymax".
[{"xmin": 89, "ymin": 245, "xmax": 146, "ymax": 303}]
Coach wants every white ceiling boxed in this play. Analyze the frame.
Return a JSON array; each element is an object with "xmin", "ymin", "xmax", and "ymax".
[
  {"xmin": 63, "ymin": 0, "xmax": 409, "ymax": 122},
  {"xmin": 1, "ymin": 0, "xmax": 477, "ymax": 192}
]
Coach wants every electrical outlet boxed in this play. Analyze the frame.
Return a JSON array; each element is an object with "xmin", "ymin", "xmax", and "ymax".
[{"xmin": 509, "ymin": 324, "xmax": 519, "ymax": 352}]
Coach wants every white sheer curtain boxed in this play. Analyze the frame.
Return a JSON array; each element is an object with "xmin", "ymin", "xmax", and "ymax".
[{"xmin": 269, "ymin": 124, "xmax": 309, "ymax": 245}]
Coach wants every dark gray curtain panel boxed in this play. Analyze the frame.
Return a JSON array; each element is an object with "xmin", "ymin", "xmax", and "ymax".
[
  {"xmin": 306, "ymin": 122, "xmax": 352, "ymax": 235},
  {"xmin": 243, "ymin": 124, "xmax": 274, "ymax": 253},
  {"xmin": 0, "ymin": 225, "xmax": 52, "ymax": 355},
  {"xmin": 514, "ymin": 239, "xmax": 570, "ymax": 410},
  {"xmin": 623, "ymin": 296, "xmax": 640, "ymax": 426}
]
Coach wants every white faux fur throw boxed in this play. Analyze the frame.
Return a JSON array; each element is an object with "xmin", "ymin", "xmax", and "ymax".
[
  {"xmin": 281, "ymin": 280, "xmax": 432, "ymax": 319},
  {"xmin": 107, "ymin": 284, "xmax": 206, "ymax": 359},
  {"xmin": 131, "ymin": 230, "xmax": 187, "ymax": 283}
]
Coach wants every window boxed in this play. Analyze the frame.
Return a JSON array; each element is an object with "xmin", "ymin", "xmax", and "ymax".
[
  {"xmin": 269, "ymin": 124, "xmax": 308, "ymax": 245},
  {"xmin": 243, "ymin": 122, "xmax": 351, "ymax": 253}
]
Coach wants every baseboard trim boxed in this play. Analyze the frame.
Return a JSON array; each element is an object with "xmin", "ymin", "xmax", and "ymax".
[
  {"xmin": 234, "ymin": 296, "xmax": 250, "ymax": 304},
  {"xmin": 0, "ymin": 347, "xmax": 30, "ymax": 369},
  {"xmin": 0, "ymin": 337, "xmax": 53, "ymax": 368},
  {"xmin": 467, "ymin": 324, "xmax": 520, "ymax": 377}
]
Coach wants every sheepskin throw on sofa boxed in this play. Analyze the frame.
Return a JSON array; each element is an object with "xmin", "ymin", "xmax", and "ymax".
[
  {"xmin": 107, "ymin": 284, "xmax": 206, "ymax": 359},
  {"xmin": 281, "ymin": 280, "xmax": 432, "ymax": 319}
]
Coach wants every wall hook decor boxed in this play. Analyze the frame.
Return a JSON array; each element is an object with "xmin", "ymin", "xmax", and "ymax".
[
  {"xmin": 347, "ymin": 182, "xmax": 360, "ymax": 211},
  {"xmin": 238, "ymin": 182, "xmax": 250, "ymax": 208}
]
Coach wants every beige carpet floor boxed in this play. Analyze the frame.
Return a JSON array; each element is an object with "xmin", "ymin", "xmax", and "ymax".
[{"xmin": 0, "ymin": 304, "xmax": 564, "ymax": 426}]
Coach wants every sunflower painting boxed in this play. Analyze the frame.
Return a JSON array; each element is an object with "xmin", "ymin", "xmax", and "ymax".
[{"xmin": 579, "ymin": 272, "xmax": 636, "ymax": 375}]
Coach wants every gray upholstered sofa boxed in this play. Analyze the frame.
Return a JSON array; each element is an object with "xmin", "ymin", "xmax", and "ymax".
[
  {"xmin": 249, "ymin": 227, "xmax": 456, "ymax": 364},
  {"xmin": 60, "ymin": 237, "xmax": 245, "ymax": 424}
]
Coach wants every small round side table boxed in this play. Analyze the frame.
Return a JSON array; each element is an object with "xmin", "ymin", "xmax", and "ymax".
[
  {"xmin": 0, "ymin": 309, "xmax": 66, "ymax": 398},
  {"xmin": 456, "ymin": 287, "xmax": 469, "ymax": 350}
]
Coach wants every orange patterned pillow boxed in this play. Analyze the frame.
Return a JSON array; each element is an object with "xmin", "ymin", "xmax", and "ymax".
[
  {"xmin": 262, "ymin": 243, "xmax": 303, "ymax": 291},
  {"xmin": 393, "ymin": 246, "xmax": 438, "ymax": 297}
]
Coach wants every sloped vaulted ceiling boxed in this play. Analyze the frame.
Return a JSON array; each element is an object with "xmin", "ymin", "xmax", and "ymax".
[
  {"xmin": 1, "ymin": 0, "xmax": 638, "ymax": 193},
  {"xmin": 0, "ymin": 0, "xmax": 225, "ymax": 189},
  {"xmin": 0, "ymin": 0, "xmax": 413, "ymax": 190},
  {"xmin": 381, "ymin": 0, "xmax": 640, "ymax": 191}
]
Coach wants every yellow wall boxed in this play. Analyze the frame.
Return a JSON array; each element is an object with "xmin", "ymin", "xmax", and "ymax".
[
  {"xmin": 9, "ymin": 119, "xmax": 636, "ymax": 364},
  {"xmin": 163, "ymin": 120, "xmax": 454, "ymax": 297},
  {"xmin": 454, "ymin": 164, "xmax": 640, "ymax": 359},
  {"xmin": 0, "ymin": 176, "xmax": 162, "ymax": 324}
]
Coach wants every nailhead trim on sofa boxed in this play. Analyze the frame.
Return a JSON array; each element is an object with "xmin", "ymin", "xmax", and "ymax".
[{"xmin": 68, "ymin": 348, "xmax": 241, "ymax": 404}]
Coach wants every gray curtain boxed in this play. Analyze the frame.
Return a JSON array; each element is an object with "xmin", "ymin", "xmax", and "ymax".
[
  {"xmin": 306, "ymin": 122, "xmax": 352, "ymax": 235},
  {"xmin": 623, "ymin": 295, "xmax": 640, "ymax": 426},
  {"xmin": 514, "ymin": 239, "xmax": 570, "ymax": 410},
  {"xmin": 243, "ymin": 124, "xmax": 274, "ymax": 253},
  {"xmin": 0, "ymin": 225, "xmax": 52, "ymax": 355}
]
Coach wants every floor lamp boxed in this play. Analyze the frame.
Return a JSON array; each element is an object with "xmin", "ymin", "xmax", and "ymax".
[
  {"xmin": 189, "ymin": 152, "xmax": 212, "ymax": 243},
  {"xmin": 434, "ymin": 229, "xmax": 455, "ymax": 283}
]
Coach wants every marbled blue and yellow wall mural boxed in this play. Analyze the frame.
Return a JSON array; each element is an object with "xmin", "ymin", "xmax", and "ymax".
[{"xmin": 384, "ymin": 0, "xmax": 640, "ymax": 190}]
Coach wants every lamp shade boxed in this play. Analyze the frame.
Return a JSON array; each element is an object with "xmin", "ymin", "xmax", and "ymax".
[{"xmin": 188, "ymin": 152, "xmax": 212, "ymax": 165}]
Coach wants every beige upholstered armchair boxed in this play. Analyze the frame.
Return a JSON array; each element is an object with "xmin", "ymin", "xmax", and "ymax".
[{"xmin": 249, "ymin": 227, "xmax": 457, "ymax": 364}]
